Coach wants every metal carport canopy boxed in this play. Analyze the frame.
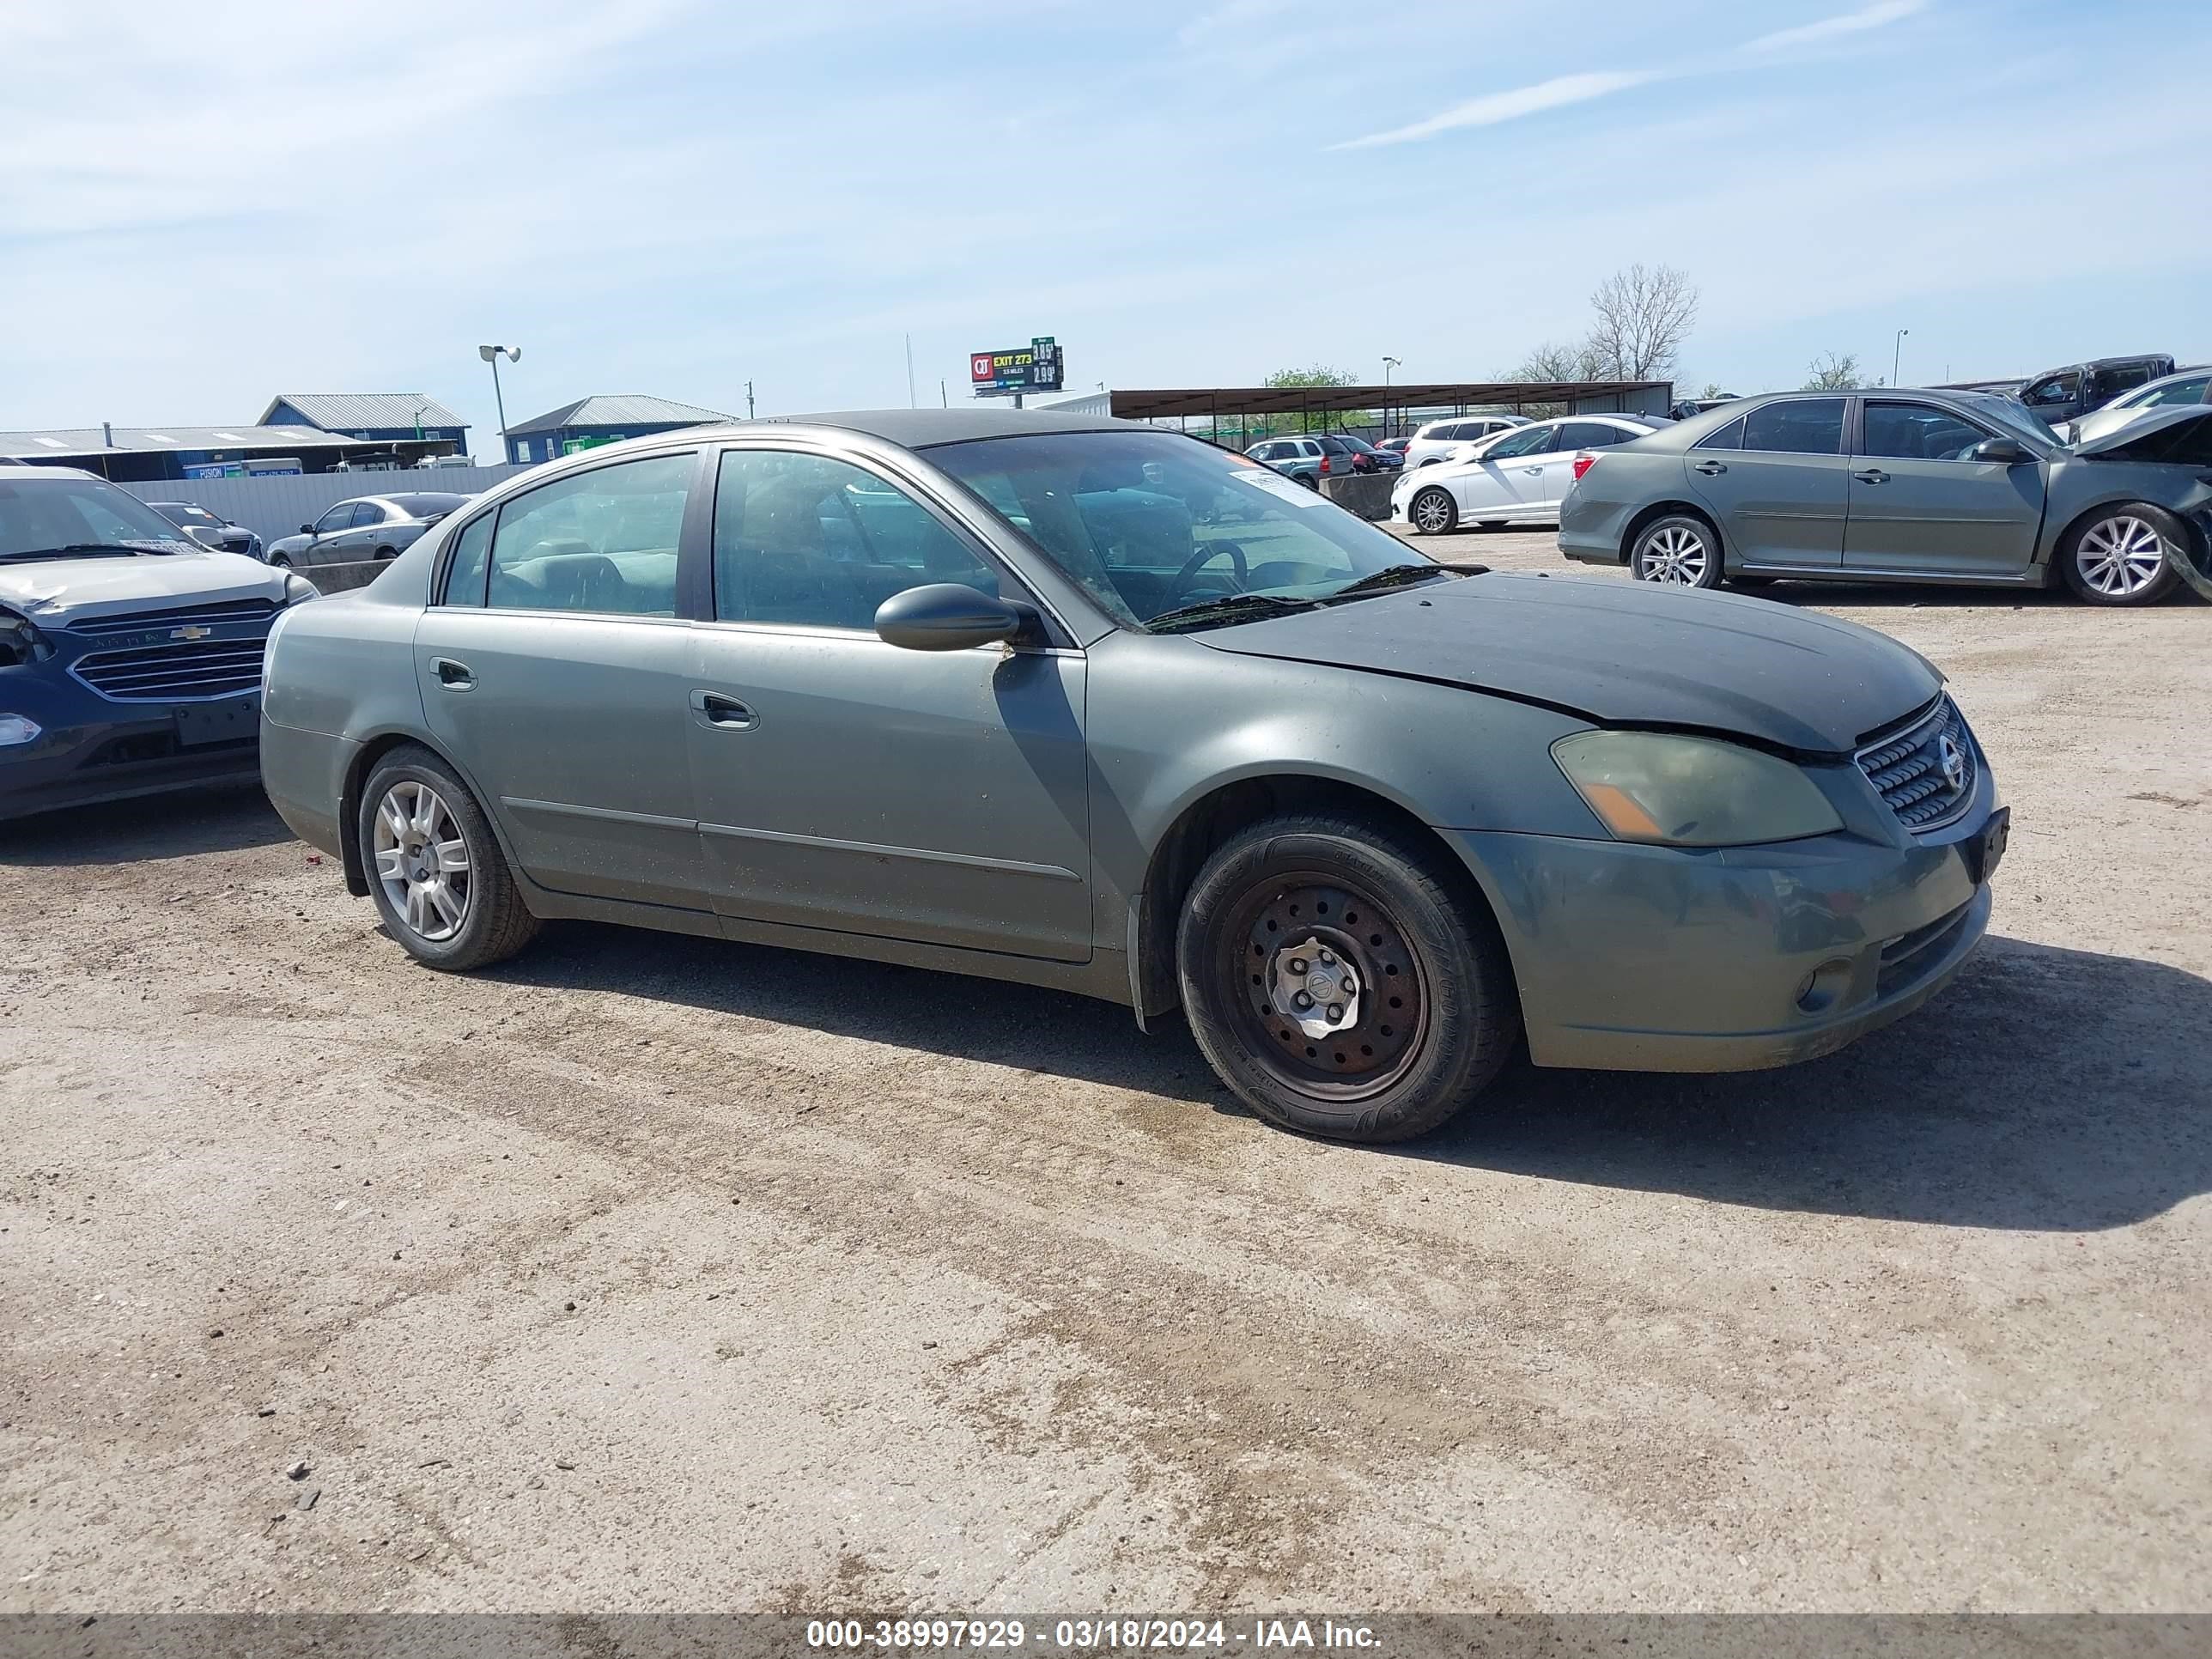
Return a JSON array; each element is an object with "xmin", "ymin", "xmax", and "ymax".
[{"xmin": 1109, "ymin": 381, "xmax": 1672, "ymax": 419}]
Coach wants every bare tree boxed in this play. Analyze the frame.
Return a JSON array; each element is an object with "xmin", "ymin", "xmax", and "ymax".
[
  {"xmin": 1803, "ymin": 351, "xmax": 1881, "ymax": 391},
  {"xmin": 1507, "ymin": 340, "xmax": 1602, "ymax": 384},
  {"xmin": 1584, "ymin": 264, "xmax": 1699, "ymax": 382}
]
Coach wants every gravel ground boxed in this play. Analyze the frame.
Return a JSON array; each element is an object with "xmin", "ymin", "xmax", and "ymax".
[{"xmin": 3, "ymin": 534, "xmax": 2208, "ymax": 1614}]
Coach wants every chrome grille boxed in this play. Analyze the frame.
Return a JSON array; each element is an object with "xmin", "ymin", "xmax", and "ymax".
[
  {"xmin": 71, "ymin": 637, "xmax": 266, "ymax": 702},
  {"xmin": 1856, "ymin": 698, "xmax": 1976, "ymax": 830},
  {"xmin": 66, "ymin": 599, "xmax": 278, "ymax": 640}
]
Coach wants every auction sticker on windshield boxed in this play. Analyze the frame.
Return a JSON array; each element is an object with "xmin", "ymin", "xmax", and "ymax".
[{"xmin": 1237, "ymin": 471, "xmax": 1333, "ymax": 508}]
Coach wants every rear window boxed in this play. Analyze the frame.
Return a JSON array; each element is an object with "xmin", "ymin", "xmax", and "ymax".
[{"xmin": 1741, "ymin": 398, "xmax": 1844, "ymax": 455}]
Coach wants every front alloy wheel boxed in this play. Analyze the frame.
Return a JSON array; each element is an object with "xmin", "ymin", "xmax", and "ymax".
[
  {"xmin": 1631, "ymin": 515, "xmax": 1722, "ymax": 588},
  {"xmin": 356, "ymin": 744, "xmax": 540, "ymax": 971},
  {"xmin": 2061, "ymin": 507, "xmax": 2182, "ymax": 605},
  {"xmin": 1409, "ymin": 487, "xmax": 1458, "ymax": 535}
]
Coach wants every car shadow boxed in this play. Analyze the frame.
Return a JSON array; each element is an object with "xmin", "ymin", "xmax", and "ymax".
[
  {"xmin": 1747, "ymin": 580, "xmax": 2200, "ymax": 610},
  {"xmin": 490, "ymin": 926, "xmax": 2204, "ymax": 1232},
  {"xmin": 0, "ymin": 784, "xmax": 290, "ymax": 866}
]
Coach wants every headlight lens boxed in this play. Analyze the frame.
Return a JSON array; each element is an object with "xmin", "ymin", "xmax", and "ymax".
[
  {"xmin": 1552, "ymin": 731, "xmax": 1844, "ymax": 847},
  {"xmin": 1, "ymin": 606, "xmax": 52, "ymax": 666},
  {"xmin": 0, "ymin": 714, "xmax": 41, "ymax": 746},
  {"xmin": 283, "ymin": 574, "xmax": 319, "ymax": 605}
]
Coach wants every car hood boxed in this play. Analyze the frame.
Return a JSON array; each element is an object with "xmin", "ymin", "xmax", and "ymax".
[
  {"xmin": 1199, "ymin": 572, "xmax": 1942, "ymax": 755},
  {"xmin": 0, "ymin": 550, "xmax": 292, "ymax": 623},
  {"xmin": 2069, "ymin": 402, "xmax": 2212, "ymax": 456}
]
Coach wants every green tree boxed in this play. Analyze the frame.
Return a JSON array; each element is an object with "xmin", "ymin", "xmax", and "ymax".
[{"xmin": 1254, "ymin": 365, "xmax": 1372, "ymax": 437}]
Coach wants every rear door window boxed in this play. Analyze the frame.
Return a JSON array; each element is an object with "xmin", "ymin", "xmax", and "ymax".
[
  {"xmin": 1560, "ymin": 422, "xmax": 1636, "ymax": 450},
  {"xmin": 1741, "ymin": 398, "xmax": 1844, "ymax": 455},
  {"xmin": 1482, "ymin": 424, "xmax": 1559, "ymax": 461},
  {"xmin": 1693, "ymin": 417, "xmax": 1745, "ymax": 452},
  {"xmin": 440, "ymin": 513, "xmax": 494, "ymax": 606},
  {"xmin": 487, "ymin": 452, "xmax": 693, "ymax": 616}
]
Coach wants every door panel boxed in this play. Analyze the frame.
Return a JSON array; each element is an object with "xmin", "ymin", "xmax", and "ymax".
[
  {"xmin": 687, "ymin": 629, "xmax": 1091, "ymax": 961},
  {"xmin": 1844, "ymin": 402, "xmax": 2045, "ymax": 577},
  {"xmin": 415, "ymin": 611, "xmax": 705, "ymax": 908},
  {"xmin": 1684, "ymin": 398, "xmax": 1850, "ymax": 568}
]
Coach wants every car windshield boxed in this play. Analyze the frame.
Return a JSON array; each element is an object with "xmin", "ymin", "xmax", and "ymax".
[
  {"xmin": 161, "ymin": 505, "xmax": 223, "ymax": 527},
  {"xmin": 928, "ymin": 430, "xmax": 1443, "ymax": 631},
  {"xmin": 0, "ymin": 475, "xmax": 197, "ymax": 559}
]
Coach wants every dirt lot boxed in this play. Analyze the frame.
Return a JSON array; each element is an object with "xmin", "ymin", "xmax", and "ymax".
[{"xmin": 3, "ymin": 535, "xmax": 2208, "ymax": 1614}]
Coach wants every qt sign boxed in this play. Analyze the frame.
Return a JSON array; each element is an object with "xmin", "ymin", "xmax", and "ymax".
[{"xmin": 969, "ymin": 337, "xmax": 1064, "ymax": 395}]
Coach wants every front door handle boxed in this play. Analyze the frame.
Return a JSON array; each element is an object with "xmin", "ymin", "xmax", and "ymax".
[
  {"xmin": 690, "ymin": 689, "xmax": 757, "ymax": 730},
  {"xmin": 1692, "ymin": 460, "xmax": 1728, "ymax": 476},
  {"xmin": 1853, "ymin": 467, "xmax": 1890, "ymax": 484},
  {"xmin": 1522, "ymin": 466, "xmax": 1545, "ymax": 475},
  {"xmin": 432, "ymin": 657, "xmax": 475, "ymax": 691}
]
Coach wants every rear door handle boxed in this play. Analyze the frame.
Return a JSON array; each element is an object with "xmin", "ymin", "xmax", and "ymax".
[
  {"xmin": 1853, "ymin": 467, "xmax": 1889, "ymax": 484},
  {"xmin": 432, "ymin": 657, "xmax": 475, "ymax": 691},
  {"xmin": 690, "ymin": 689, "xmax": 757, "ymax": 730},
  {"xmin": 1522, "ymin": 466, "xmax": 1545, "ymax": 475},
  {"xmin": 1692, "ymin": 460, "xmax": 1728, "ymax": 476}
]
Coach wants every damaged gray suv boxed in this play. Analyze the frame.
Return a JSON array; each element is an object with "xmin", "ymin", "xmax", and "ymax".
[{"xmin": 261, "ymin": 410, "xmax": 2007, "ymax": 1143}]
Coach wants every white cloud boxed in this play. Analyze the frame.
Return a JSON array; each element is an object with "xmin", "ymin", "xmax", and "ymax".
[
  {"xmin": 1331, "ymin": 70, "xmax": 1660, "ymax": 150},
  {"xmin": 1747, "ymin": 0, "xmax": 1925, "ymax": 54}
]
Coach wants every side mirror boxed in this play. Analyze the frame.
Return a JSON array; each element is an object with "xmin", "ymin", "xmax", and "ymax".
[
  {"xmin": 300, "ymin": 523, "xmax": 316, "ymax": 535},
  {"xmin": 1972, "ymin": 437, "xmax": 2030, "ymax": 465},
  {"xmin": 875, "ymin": 583, "xmax": 1027, "ymax": 652}
]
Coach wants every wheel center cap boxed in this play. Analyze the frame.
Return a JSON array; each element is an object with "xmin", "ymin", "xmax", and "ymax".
[{"xmin": 1269, "ymin": 934, "xmax": 1361, "ymax": 1039}]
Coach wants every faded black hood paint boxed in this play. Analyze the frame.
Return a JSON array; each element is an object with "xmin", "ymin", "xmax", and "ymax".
[{"xmin": 1200, "ymin": 573, "xmax": 1941, "ymax": 755}]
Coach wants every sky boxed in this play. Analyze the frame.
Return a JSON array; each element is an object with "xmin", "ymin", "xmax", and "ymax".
[{"xmin": 2, "ymin": 0, "xmax": 2207, "ymax": 451}]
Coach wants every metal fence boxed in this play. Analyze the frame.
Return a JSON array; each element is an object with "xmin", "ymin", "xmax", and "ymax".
[{"xmin": 119, "ymin": 465, "xmax": 528, "ymax": 548}]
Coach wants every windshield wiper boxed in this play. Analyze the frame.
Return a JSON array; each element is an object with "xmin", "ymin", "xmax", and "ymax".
[
  {"xmin": 1322, "ymin": 563, "xmax": 1460, "ymax": 604},
  {"xmin": 1145, "ymin": 592, "xmax": 1320, "ymax": 635},
  {"xmin": 0, "ymin": 541, "xmax": 185, "ymax": 563}
]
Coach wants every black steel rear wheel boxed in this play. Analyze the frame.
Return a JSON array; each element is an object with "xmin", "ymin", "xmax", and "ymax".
[{"xmin": 1176, "ymin": 813, "xmax": 1520, "ymax": 1142}]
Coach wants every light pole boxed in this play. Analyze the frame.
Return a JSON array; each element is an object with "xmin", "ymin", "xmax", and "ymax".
[
  {"xmin": 1893, "ymin": 328, "xmax": 1910, "ymax": 389},
  {"xmin": 477, "ymin": 344, "xmax": 520, "ymax": 459},
  {"xmin": 1382, "ymin": 356, "xmax": 1401, "ymax": 438}
]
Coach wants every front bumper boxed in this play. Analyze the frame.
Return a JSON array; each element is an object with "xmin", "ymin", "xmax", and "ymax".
[
  {"xmin": 1443, "ymin": 809, "xmax": 1996, "ymax": 1073},
  {"xmin": 0, "ymin": 696, "xmax": 262, "ymax": 822}
]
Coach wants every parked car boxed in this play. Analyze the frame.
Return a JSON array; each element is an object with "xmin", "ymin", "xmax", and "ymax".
[
  {"xmin": 2012, "ymin": 354, "xmax": 2175, "ymax": 428},
  {"xmin": 148, "ymin": 501, "xmax": 264, "ymax": 562},
  {"xmin": 261, "ymin": 410, "xmax": 2006, "ymax": 1145},
  {"xmin": 1558, "ymin": 390, "xmax": 2212, "ymax": 606},
  {"xmin": 1395, "ymin": 414, "xmax": 1672, "ymax": 533},
  {"xmin": 1401, "ymin": 414, "xmax": 1528, "ymax": 470},
  {"xmin": 1333, "ymin": 434, "xmax": 1401, "ymax": 472},
  {"xmin": 1669, "ymin": 395, "xmax": 1742, "ymax": 421},
  {"xmin": 264, "ymin": 492, "xmax": 471, "ymax": 568},
  {"xmin": 1, "ymin": 465, "xmax": 317, "ymax": 821},
  {"xmin": 1245, "ymin": 434, "xmax": 1366, "ymax": 486},
  {"xmin": 1376, "ymin": 437, "xmax": 1413, "ymax": 459},
  {"xmin": 2059, "ymin": 364, "xmax": 2212, "ymax": 445}
]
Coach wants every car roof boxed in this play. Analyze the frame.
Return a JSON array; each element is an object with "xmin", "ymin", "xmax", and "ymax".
[{"xmin": 736, "ymin": 408, "xmax": 1140, "ymax": 449}]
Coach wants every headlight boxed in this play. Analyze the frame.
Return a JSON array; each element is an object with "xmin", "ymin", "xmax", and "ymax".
[
  {"xmin": 1552, "ymin": 731, "xmax": 1843, "ymax": 847},
  {"xmin": 0, "ymin": 714, "xmax": 40, "ymax": 746},
  {"xmin": 0, "ymin": 606, "xmax": 52, "ymax": 666},
  {"xmin": 283, "ymin": 574, "xmax": 319, "ymax": 605}
]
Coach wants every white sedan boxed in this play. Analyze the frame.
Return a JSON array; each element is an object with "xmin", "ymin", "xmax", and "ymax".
[{"xmin": 1393, "ymin": 413, "xmax": 1670, "ymax": 534}]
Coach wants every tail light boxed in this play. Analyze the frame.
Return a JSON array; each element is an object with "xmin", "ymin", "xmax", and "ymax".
[
  {"xmin": 1571, "ymin": 452, "xmax": 1598, "ymax": 482},
  {"xmin": 1320, "ymin": 455, "xmax": 1332, "ymax": 476}
]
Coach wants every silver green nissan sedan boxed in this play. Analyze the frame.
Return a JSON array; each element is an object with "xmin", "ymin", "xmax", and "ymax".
[{"xmin": 261, "ymin": 409, "xmax": 2007, "ymax": 1143}]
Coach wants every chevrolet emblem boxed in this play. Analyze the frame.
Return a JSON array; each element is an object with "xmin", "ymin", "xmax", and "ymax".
[{"xmin": 172, "ymin": 624, "xmax": 213, "ymax": 641}]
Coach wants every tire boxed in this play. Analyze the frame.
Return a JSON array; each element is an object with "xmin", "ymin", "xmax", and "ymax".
[
  {"xmin": 1297, "ymin": 472, "xmax": 1321, "ymax": 490},
  {"xmin": 1409, "ymin": 487, "xmax": 1458, "ymax": 536},
  {"xmin": 374, "ymin": 544, "xmax": 396, "ymax": 560},
  {"xmin": 2057, "ymin": 504, "xmax": 2185, "ymax": 606},
  {"xmin": 269, "ymin": 554, "xmax": 292, "ymax": 569},
  {"xmin": 1629, "ymin": 513, "xmax": 1723, "ymax": 588},
  {"xmin": 356, "ymin": 745, "xmax": 538, "ymax": 971},
  {"xmin": 1175, "ymin": 813, "xmax": 1520, "ymax": 1143}
]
